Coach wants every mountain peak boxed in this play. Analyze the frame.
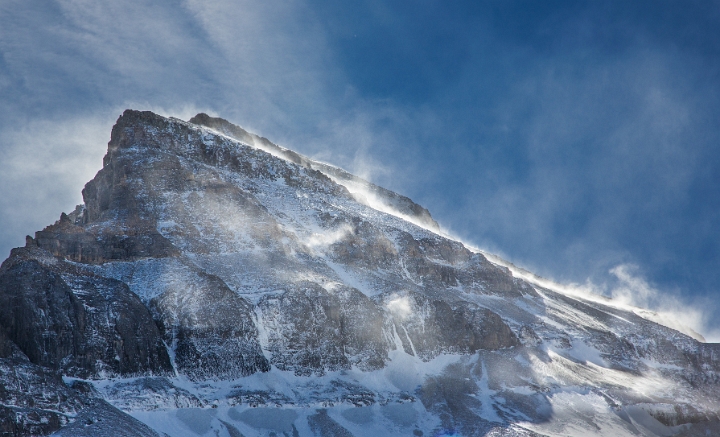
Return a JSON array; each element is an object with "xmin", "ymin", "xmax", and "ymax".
[{"xmin": 0, "ymin": 109, "xmax": 718, "ymax": 436}]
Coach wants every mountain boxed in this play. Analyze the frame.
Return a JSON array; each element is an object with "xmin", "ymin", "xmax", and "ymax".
[{"xmin": 0, "ymin": 109, "xmax": 718, "ymax": 437}]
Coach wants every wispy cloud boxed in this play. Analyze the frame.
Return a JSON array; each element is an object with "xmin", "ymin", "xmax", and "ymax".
[
  {"xmin": 0, "ymin": 0, "xmax": 423, "ymax": 256},
  {"xmin": 441, "ymin": 46, "xmax": 716, "ymax": 300},
  {"xmin": 0, "ymin": 113, "xmax": 113, "ymax": 257},
  {"xmin": 609, "ymin": 264, "xmax": 718, "ymax": 342},
  {"xmin": 486, "ymin": 251, "xmax": 719, "ymax": 342},
  {"xmin": 1, "ymin": 1, "xmax": 718, "ymax": 336}
]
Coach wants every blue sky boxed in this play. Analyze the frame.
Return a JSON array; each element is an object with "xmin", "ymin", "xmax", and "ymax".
[{"xmin": 1, "ymin": 0, "xmax": 719, "ymax": 337}]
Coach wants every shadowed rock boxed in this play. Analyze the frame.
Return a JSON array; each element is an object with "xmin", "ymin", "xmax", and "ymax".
[
  {"xmin": 0, "ymin": 246, "xmax": 172, "ymax": 378},
  {"xmin": 150, "ymin": 270, "xmax": 270, "ymax": 380},
  {"xmin": 0, "ymin": 357, "xmax": 84, "ymax": 436},
  {"xmin": 259, "ymin": 283, "xmax": 387, "ymax": 375},
  {"xmin": 384, "ymin": 291, "xmax": 519, "ymax": 360}
]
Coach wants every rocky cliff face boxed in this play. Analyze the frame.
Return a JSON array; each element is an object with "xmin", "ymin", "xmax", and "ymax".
[
  {"xmin": 0, "ymin": 246, "xmax": 172, "ymax": 379},
  {"xmin": 0, "ymin": 110, "xmax": 718, "ymax": 437}
]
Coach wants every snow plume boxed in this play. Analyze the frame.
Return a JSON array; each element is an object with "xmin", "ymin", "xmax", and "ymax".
[
  {"xmin": 386, "ymin": 295, "xmax": 412, "ymax": 320},
  {"xmin": 609, "ymin": 264, "xmax": 713, "ymax": 342},
  {"xmin": 483, "ymin": 251, "xmax": 717, "ymax": 342},
  {"xmin": 609, "ymin": 264, "xmax": 661, "ymax": 308},
  {"xmin": 330, "ymin": 176, "xmax": 440, "ymax": 235},
  {"xmin": 304, "ymin": 224, "xmax": 354, "ymax": 252}
]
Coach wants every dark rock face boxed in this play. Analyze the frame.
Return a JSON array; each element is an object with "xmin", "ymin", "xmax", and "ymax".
[
  {"xmin": 33, "ymin": 214, "xmax": 179, "ymax": 264},
  {"xmin": 150, "ymin": 270, "xmax": 269, "ymax": 380},
  {"xmin": 0, "ymin": 247, "xmax": 172, "ymax": 378},
  {"xmin": 326, "ymin": 219, "xmax": 400, "ymax": 270},
  {"xmin": 0, "ymin": 358, "xmax": 84, "ymax": 436},
  {"xmin": 0, "ymin": 323, "xmax": 27, "ymax": 361},
  {"xmin": 698, "ymin": 343, "xmax": 720, "ymax": 373},
  {"xmin": 385, "ymin": 292, "xmax": 519, "ymax": 360},
  {"xmin": 388, "ymin": 230, "xmax": 539, "ymax": 299},
  {"xmin": 259, "ymin": 283, "xmax": 388, "ymax": 375}
]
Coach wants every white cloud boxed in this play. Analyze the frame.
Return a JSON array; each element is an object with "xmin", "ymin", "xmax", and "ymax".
[{"xmin": 0, "ymin": 113, "xmax": 114, "ymax": 256}]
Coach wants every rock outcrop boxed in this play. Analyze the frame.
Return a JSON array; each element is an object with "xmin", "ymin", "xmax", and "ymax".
[{"xmin": 0, "ymin": 246, "xmax": 172, "ymax": 378}]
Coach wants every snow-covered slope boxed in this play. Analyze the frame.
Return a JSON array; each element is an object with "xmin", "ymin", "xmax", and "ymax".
[{"xmin": 0, "ymin": 110, "xmax": 718, "ymax": 437}]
